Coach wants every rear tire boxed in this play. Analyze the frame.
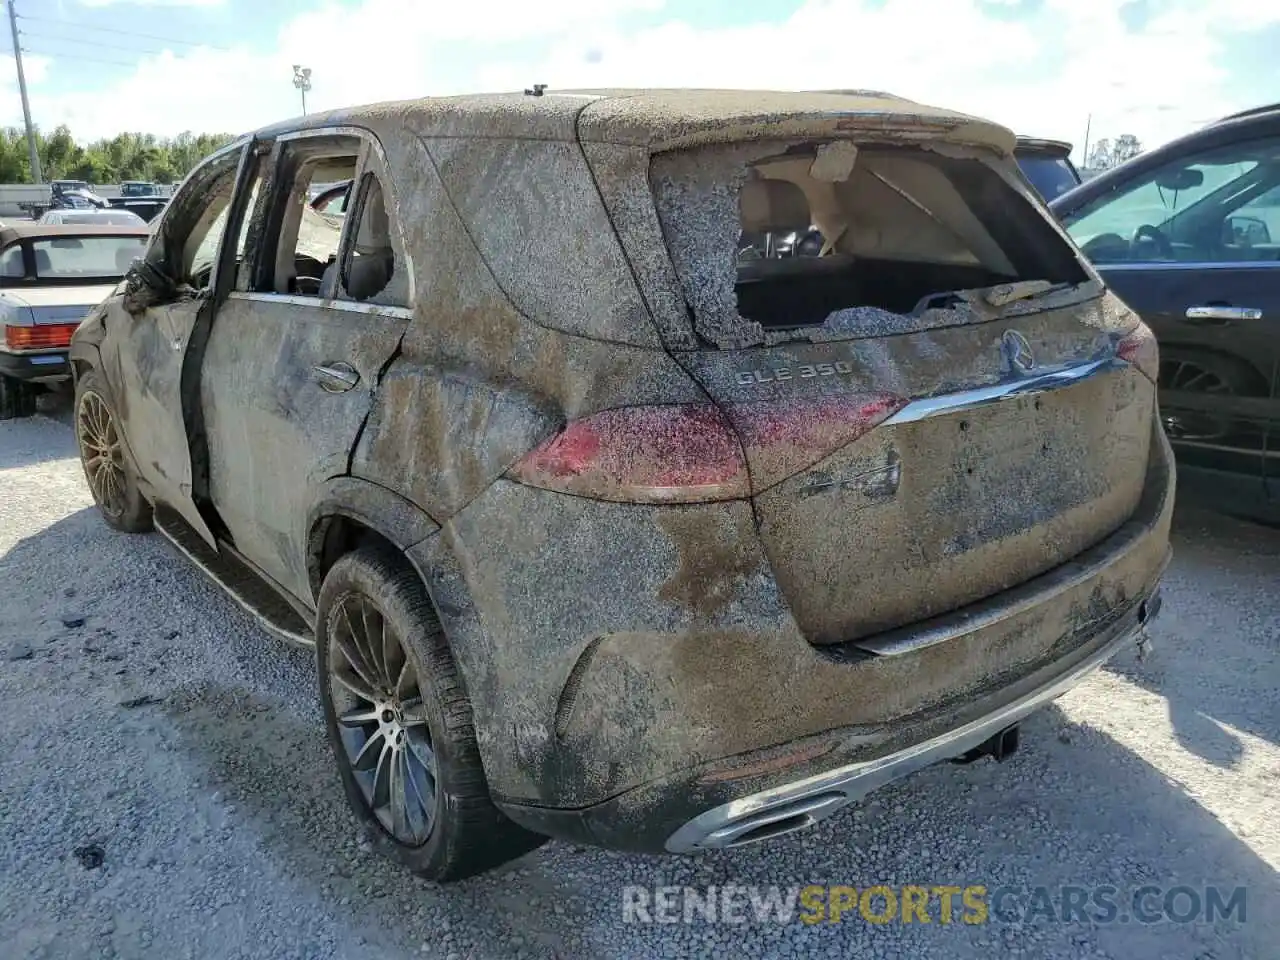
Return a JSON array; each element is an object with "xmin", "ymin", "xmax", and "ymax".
[
  {"xmin": 316, "ymin": 544, "xmax": 546, "ymax": 882},
  {"xmin": 74, "ymin": 369, "xmax": 153, "ymax": 533},
  {"xmin": 0, "ymin": 374, "xmax": 37, "ymax": 420}
]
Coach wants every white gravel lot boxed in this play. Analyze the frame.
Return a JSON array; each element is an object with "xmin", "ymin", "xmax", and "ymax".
[{"xmin": 1, "ymin": 397, "xmax": 1276, "ymax": 960}]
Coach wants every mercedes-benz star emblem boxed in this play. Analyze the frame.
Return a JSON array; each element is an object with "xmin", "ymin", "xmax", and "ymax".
[{"xmin": 1001, "ymin": 329, "xmax": 1036, "ymax": 374}]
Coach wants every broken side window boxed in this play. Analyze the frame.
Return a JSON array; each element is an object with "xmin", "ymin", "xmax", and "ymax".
[
  {"xmin": 337, "ymin": 173, "xmax": 405, "ymax": 307},
  {"xmin": 649, "ymin": 140, "xmax": 1088, "ymax": 348},
  {"xmin": 266, "ymin": 139, "xmax": 359, "ymax": 298}
]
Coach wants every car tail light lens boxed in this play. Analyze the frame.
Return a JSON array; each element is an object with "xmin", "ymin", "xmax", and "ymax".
[
  {"xmin": 722, "ymin": 393, "xmax": 907, "ymax": 489},
  {"xmin": 4, "ymin": 322, "xmax": 80, "ymax": 350},
  {"xmin": 507, "ymin": 404, "xmax": 749, "ymax": 503},
  {"xmin": 1117, "ymin": 322, "xmax": 1159, "ymax": 385}
]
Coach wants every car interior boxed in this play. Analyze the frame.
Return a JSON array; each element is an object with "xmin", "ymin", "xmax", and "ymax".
[
  {"xmin": 274, "ymin": 151, "xmax": 355, "ymax": 297},
  {"xmin": 712, "ymin": 145, "xmax": 1086, "ymax": 329},
  {"xmin": 1067, "ymin": 147, "xmax": 1280, "ymax": 264}
]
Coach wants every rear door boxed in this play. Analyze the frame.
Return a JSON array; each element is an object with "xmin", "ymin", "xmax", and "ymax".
[
  {"xmin": 198, "ymin": 129, "xmax": 412, "ymax": 604},
  {"xmin": 1055, "ymin": 130, "xmax": 1280, "ymax": 508}
]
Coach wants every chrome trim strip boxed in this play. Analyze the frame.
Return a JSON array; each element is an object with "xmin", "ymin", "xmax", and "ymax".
[
  {"xmin": 1185, "ymin": 305, "xmax": 1263, "ymax": 321},
  {"xmin": 855, "ymin": 529, "xmax": 1169, "ymax": 657},
  {"xmin": 225, "ymin": 290, "xmax": 414, "ymax": 320},
  {"xmin": 665, "ymin": 590, "xmax": 1157, "ymax": 854},
  {"xmin": 883, "ymin": 357, "xmax": 1120, "ymax": 426}
]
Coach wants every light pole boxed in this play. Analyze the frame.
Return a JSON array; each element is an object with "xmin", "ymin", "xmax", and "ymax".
[
  {"xmin": 292, "ymin": 64, "xmax": 312, "ymax": 115},
  {"xmin": 7, "ymin": 0, "xmax": 42, "ymax": 182}
]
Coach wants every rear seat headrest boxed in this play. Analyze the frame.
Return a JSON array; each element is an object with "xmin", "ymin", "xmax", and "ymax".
[{"xmin": 739, "ymin": 177, "xmax": 811, "ymax": 233}]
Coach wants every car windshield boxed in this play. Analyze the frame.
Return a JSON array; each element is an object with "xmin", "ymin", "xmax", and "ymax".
[
  {"xmin": 30, "ymin": 236, "xmax": 147, "ymax": 280},
  {"xmin": 1017, "ymin": 155, "xmax": 1079, "ymax": 201}
]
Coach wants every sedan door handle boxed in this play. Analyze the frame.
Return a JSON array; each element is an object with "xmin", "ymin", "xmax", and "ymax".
[
  {"xmin": 1184, "ymin": 305, "xmax": 1263, "ymax": 322},
  {"xmin": 314, "ymin": 362, "xmax": 360, "ymax": 393}
]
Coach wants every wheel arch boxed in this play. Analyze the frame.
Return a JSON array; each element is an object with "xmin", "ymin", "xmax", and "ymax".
[{"xmin": 305, "ymin": 476, "xmax": 441, "ymax": 603}]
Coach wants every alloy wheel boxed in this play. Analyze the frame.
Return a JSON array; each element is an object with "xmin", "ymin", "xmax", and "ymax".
[
  {"xmin": 77, "ymin": 390, "xmax": 127, "ymax": 519},
  {"xmin": 328, "ymin": 593, "xmax": 437, "ymax": 846}
]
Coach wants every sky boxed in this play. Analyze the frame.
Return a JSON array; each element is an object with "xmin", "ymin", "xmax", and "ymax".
[{"xmin": 3, "ymin": 0, "xmax": 1280, "ymax": 163}]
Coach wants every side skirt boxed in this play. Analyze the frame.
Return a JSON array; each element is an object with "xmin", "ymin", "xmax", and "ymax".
[{"xmin": 153, "ymin": 504, "xmax": 314, "ymax": 648}]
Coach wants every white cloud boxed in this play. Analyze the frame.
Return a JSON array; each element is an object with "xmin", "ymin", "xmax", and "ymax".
[
  {"xmin": 12, "ymin": 0, "xmax": 1280, "ymax": 156},
  {"xmin": 78, "ymin": 0, "xmax": 224, "ymax": 7}
]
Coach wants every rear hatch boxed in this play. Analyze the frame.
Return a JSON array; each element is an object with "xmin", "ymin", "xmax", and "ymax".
[{"xmin": 582, "ymin": 99, "xmax": 1153, "ymax": 646}]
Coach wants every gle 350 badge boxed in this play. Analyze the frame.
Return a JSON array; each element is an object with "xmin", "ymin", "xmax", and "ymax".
[{"xmin": 736, "ymin": 361, "xmax": 856, "ymax": 385}]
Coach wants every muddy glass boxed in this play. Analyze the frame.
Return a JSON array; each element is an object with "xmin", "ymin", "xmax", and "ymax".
[{"xmin": 30, "ymin": 236, "xmax": 148, "ymax": 280}]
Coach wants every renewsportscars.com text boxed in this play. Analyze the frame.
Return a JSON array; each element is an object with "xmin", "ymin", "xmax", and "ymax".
[{"xmin": 621, "ymin": 884, "xmax": 1248, "ymax": 926}]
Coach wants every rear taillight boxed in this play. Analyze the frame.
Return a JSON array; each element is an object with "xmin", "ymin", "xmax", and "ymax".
[
  {"xmin": 4, "ymin": 322, "xmax": 79, "ymax": 351},
  {"xmin": 1117, "ymin": 322, "xmax": 1159, "ymax": 385},
  {"xmin": 723, "ymin": 393, "xmax": 906, "ymax": 489},
  {"xmin": 507, "ymin": 404, "xmax": 749, "ymax": 504}
]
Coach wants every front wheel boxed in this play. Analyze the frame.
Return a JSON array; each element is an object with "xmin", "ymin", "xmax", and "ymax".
[
  {"xmin": 74, "ymin": 369, "xmax": 153, "ymax": 532},
  {"xmin": 316, "ymin": 545, "xmax": 546, "ymax": 881}
]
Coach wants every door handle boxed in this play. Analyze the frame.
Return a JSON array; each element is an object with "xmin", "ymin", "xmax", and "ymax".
[
  {"xmin": 1184, "ymin": 305, "xmax": 1263, "ymax": 322},
  {"xmin": 313, "ymin": 362, "xmax": 360, "ymax": 393}
]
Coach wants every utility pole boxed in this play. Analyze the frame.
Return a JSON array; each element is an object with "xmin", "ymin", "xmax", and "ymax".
[
  {"xmin": 6, "ymin": 0, "xmax": 41, "ymax": 183},
  {"xmin": 292, "ymin": 64, "xmax": 312, "ymax": 115},
  {"xmin": 1080, "ymin": 113, "xmax": 1092, "ymax": 171}
]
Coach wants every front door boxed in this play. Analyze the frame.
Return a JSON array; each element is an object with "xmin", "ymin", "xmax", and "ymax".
[
  {"xmin": 101, "ymin": 141, "xmax": 250, "ymax": 547},
  {"xmin": 199, "ymin": 132, "xmax": 412, "ymax": 603},
  {"xmin": 1058, "ymin": 133, "xmax": 1280, "ymax": 508}
]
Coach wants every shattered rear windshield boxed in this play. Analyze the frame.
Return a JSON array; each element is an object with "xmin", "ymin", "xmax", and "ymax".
[{"xmin": 650, "ymin": 141, "xmax": 1088, "ymax": 349}]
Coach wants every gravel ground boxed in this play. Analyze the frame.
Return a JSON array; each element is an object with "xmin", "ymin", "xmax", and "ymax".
[{"xmin": 1, "ymin": 397, "xmax": 1276, "ymax": 960}]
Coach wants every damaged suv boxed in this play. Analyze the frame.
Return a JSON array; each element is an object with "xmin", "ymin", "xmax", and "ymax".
[{"xmin": 71, "ymin": 89, "xmax": 1174, "ymax": 881}]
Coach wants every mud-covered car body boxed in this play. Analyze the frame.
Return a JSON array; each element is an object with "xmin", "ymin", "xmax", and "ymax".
[{"xmin": 71, "ymin": 89, "xmax": 1172, "ymax": 855}]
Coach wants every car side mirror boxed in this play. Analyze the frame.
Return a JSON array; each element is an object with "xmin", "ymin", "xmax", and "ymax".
[
  {"xmin": 122, "ymin": 257, "xmax": 180, "ymax": 314},
  {"xmin": 1225, "ymin": 215, "xmax": 1270, "ymax": 245}
]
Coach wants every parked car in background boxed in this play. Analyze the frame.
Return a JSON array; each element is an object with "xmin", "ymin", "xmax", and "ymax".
[
  {"xmin": 310, "ymin": 179, "xmax": 352, "ymax": 217},
  {"xmin": 119, "ymin": 181, "xmax": 160, "ymax": 198},
  {"xmin": 70, "ymin": 89, "xmax": 1171, "ymax": 882},
  {"xmin": 39, "ymin": 208, "xmax": 147, "ymax": 227},
  {"xmin": 1051, "ymin": 102, "xmax": 1280, "ymax": 521},
  {"xmin": 0, "ymin": 223, "xmax": 148, "ymax": 418},
  {"xmin": 1015, "ymin": 137, "xmax": 1082, "ymax": 201},
  {"xmin": 108, "ymin": 197, "xmax": 169, "ymax": 223}
]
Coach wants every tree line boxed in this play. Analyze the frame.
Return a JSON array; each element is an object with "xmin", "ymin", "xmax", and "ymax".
[
  {"xmin": 0, "ymin": 125, "xmax": 236, "ymax": 185},
  {"xmin": 1085, "ymin": 133, "xmax": 1143, "ymax": 172}
]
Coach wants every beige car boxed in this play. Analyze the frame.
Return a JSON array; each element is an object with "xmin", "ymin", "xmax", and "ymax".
[{"xmin": 69, "ymin": 89, "xmax": 1173, "ymax": 881}]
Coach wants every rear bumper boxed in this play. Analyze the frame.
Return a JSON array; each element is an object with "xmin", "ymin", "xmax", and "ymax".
[
  {"xmin": 499, "ymin": 582, "xmax": 1163, "ymax": 852},
  {"xmin": 664, "ymin": 586, "xmax": 1159, "ymax": 852},
  {"xmin": 415, "ymin": 418, "xmax": 1175, "ymax": 852},
  {"xmin": 0, "ymin": 348, "xmax": 70, "ymax": 383}
]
